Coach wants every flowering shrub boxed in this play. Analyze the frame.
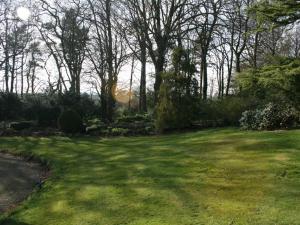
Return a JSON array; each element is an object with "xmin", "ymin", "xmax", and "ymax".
[{"xmin": 240, "ymin": 103, "xmax": 300, "ymax": 130}]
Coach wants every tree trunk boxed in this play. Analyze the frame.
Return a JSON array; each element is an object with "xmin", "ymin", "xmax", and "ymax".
[
  {"xmin": 100, "ymin": 78, "xmax": 107, "ymax": 122},
  {"xmin": 21, "ymin": 52, "xmax": 25, "ymax": 97},
  {"xmin": 26, "ymin": 66, "xmax": 31, "ymax": 94},
  {"xmin": 70, "ymin": 73, "xmax": 76, "ymax": 94},
  {"xmin": 139, "ymin": 40, "xmax": 147, "ymax": 113},
  {"xmin": 236, "ymin": 54, "xmax": 241, "ymax": 73},
  {"xmin": 201, "ymin": 53, "xmax": 208, "ymax": 100},
  {"xmin": 31, "ymin": 66, "xmax": 36, "ymax": 94},
  {"xmin": 128, "ymin": 55, "xmax": 135, "ymax": 110},
  {"xmin": 10, "ymin": 53, "xmax": 16, "ymax": 93},
  {"xmin": 76, "ymin": 72, "xmax": 81, "ymax": 96},
  {"xmin": 4, "ymin": 15, "xmax": 9, "ymax": 93},
  {"xmin": 220, "ymin": 60, "xmax": 224, "ymax": 98},
  {"xmin": 253, "ymin": 31, "xmax": 259, "ymax": 68},
  {"xmin": 154, "ymin": 58, "xmax": 164, "ymax": 103},
  {"xmin": 4, "ymin": 53, "xmax": 9, "ymax": 93},
  {"xmin": 226, "ymin": 49, "xmax": 234, "ymax": 96},
  {"xmin": 106, "ymin": 0, "xmax": 114, "ymax": 122}
]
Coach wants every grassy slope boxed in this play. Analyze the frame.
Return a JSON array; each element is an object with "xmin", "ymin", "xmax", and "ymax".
[{"xmin": 0, "ymin": 128, "xmax": 300, "ymax": 225}]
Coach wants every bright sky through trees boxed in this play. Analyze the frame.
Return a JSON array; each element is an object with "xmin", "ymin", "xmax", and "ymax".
[{"xmin": 17, "ymin": 7, "xmax": 31, "ymax": 21}]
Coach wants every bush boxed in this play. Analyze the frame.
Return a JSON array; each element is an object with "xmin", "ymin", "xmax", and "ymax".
[
  {"xmin": 0, "ymin": 92, "xmax": 22, "ymax": 121},
  {"xmin": 240, "ymin": 110, "xmax": 261, "ymax": 130},
  {"xmin": 86, "ymin": 125, "xmax": 101, "ymax": 133},
  {"xmin": 155, "ymin": 47, "xmax": 199, "ymax": 133},
  {"xmin": 37, "ymin": 106, "xmax": 61, "ymax": 127},
  {"xmin": 198, "ymin": 97, "xmax": 258, "ymax": 126},
  {"xmin": 58, "ymin": 93, "xmax": 100, "ymax": 119},
  {"xmin": 86, "ymin": 118, "xmax": 106, "ymax": 128},
  {"xmin": 192, "ymin": 119, "xmax": 225, "ymax": 129},
  {"xmin": 9, "ymin": 121, "xmax": 36, "ymax": 131},
  {"xmin": 117, "ymin": 114, "xmax": 152, "ymax": 123},
  {"xmin": 110, "ymin": 113, "xmax": 154, "ymax": 136},
  {"xmin": 280, "ymin": 106, "xmax": 300, "ymax": 128},
  {"xmin": 240, "ymin": 103, "xmax": 300, "ymax": 130},
  {"xmin": 155, "ymin": 72, "xmax": 199, "ymax": 133},
  {"xmin": 22, "ymin": 95, "xmax": 61, "ymax": 127},
  {"xmin": 111, "ymin": 128, "xmax": 129, "ymax": 136},
  {"xmin": 155, "ymin": 88, "xmax": 178, "ymax": 132},
  {"xmin": 259, "ymin": 103, "xmax": 299, "ymax": 130},
  {"xmin": 58, "ymin": 109, "xmax": 83, "ymax": 134},
  {"xmin": 86, "ymin": 118, "xmax": 107, "ymax": 135}
]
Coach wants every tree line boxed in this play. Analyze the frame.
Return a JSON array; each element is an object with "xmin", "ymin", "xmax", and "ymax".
[{"xmin": 0, "ymin": 0, "xmax": 299, "ymax": 122}]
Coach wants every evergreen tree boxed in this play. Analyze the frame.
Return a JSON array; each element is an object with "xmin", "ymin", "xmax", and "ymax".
[{"xmin": 253, "ymin": 0, "xmax": 300, "ymax": 26}]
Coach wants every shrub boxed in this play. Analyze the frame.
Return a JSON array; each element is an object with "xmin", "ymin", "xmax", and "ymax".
[
  {"xmin": 259, "ymin": 103, "xmax": 299, "ymax": 130},
  {"xmin": 58, "ymin": 93, "xmax": 100, "ymax": 119},
  {"xmin": 240, "ymin": 103, "xmax": 300, "ymax": 130},
  {"xmin": 155, "ymin": 72, "xmax": 199, "ymax": 132},
  {"xmin": 86, "ymin": 119, "xmax": 107, "ymax": 135},
  {"xmin": 77, "ymin": 94, "xmax": 100, "ymax": 119},
  {"xmin": 192, "ymin": 119, "xmax": 225, "ymax": 129},
  {"xmin": 9, "ymin": 121, "xmax": 36, "ymax": 131},
  {"xmin": 111, "ymin": 128, "xmax": 129, "ymax": 136},
  {"xmin": 86, "ymin": 125, "xmax": 101, "ymax": 133},
  {"xmin": 280, "ymin": 106, "xmax": 300, "ymax": 128},
  {"xmin": 145, "ymin": 126, "xmax": 155, "ymax": 134},
  {"xmin": 86, "ymin": 118, "xmax": 106, "ymax": 128},
  {"xmin": 37, "ymin": 106, "xmax": 61, "ymax": 127},
  {"xmin": 112, "ymin": 114, "xmax": 154, "ymax": 136},
  {"xmin": 0, "ymin": 92, "xmax": 22, "ymax": 121},
  {"xmin": 221, "ymin": 97, "xmax": 256, "ymax": 125},
  {"xmin": 22, "ymin": 95, "xmax": 61, "ymax": 127},
  {"xmin": 198, "ymin": 97, "xmax": 258, "ymax": 126},
  {"xmin": 22, "ymin": 95, "xmax": 44, "ymax": 120},
  {"xmin": 58, "ymin": 109, "xmax": 83, "ymax": 134},
  {"xmin": 22, "ymin": 93, "xmax": 99, "ymax": 127},
  {"xmin": 155, "ymin": 47, "xmax": 199, "ymax": 133},
  {"xmin": 240, "ymin": 110, "xmax": 261, "ymax": 130},
  {"xmin": 155, "ymin": 86, "xmax": 178, "ymax": 132},
  {"xmin": 117, "ymin": 114, "xmax": 152, "ymax": 123}
]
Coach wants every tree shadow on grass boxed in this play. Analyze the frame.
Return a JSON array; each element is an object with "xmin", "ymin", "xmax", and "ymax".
[{"xmin": 1, "ymin": 130, "xmax": 299, "ymax": 224}]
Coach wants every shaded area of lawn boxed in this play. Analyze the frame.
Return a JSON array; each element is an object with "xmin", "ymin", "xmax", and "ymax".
[{"xmin": 0, "ymin": 128, "xmax": 300, "ymax": 225}]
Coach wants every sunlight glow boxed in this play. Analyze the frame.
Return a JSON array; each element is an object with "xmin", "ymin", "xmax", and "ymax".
[{"xmin": 17, "ymin": 7, "xmax": 31, "ymax": 21}]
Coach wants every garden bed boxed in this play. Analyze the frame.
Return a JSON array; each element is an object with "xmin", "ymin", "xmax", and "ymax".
[{"xmin": 0, "ymin": 151, "xmax": 49, "ymax": 213}]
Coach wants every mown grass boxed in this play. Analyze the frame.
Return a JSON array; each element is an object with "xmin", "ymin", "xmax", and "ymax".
[{"xmin": 0, "ymin": 128, "xmax": 300, "ymax": 225}]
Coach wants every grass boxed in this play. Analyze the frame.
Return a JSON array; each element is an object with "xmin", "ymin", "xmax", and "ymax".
[{"xmin": 0, "ymin": 128, "xmax": 300, "ymax": 225}]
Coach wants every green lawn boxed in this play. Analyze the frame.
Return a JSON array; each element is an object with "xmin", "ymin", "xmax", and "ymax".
[{"xmin": 0, "ymin": 128, "xmax": 300, "ymax": 225}]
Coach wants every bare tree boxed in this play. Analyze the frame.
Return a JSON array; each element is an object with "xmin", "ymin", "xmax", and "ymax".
[
  {"xmin": 119, "ymin": 2, "xmax": 148, "ymax": 112},
  {"xmin": 125, "ymin": 0, "xmax": 197, "ymax": 102},
  {"xmin": 193, "ymin": 0, "xmax": 223, "ymax": 99},
  {"xmin": 39, "ymin": 0, "xmax": 89, "ymax": 95},
  {"xmin": 0, "ymin": 1, "xmax": 32, "ymax": 94},
  {"xmin": 86, "ymin": 0, "xmax": 128, "ymax": 121}
]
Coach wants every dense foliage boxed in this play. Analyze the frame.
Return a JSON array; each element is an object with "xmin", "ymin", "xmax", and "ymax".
[
  {"xmin": 253, "ymin": 0, "xmax": 300, "ymax": 26},
  {"xmin": 236, "ymin": 57, "xmax": 300, "ymax": 107},
  {"xmin": 0, "ymin": 0, "xmax": 299, "ymax": 135},
  {"xmin": 0, "ymin": 93, "xmax": 22, "ymax": 121},
  {"xmin": 240, "ymin": 103, "xmax": 300, "ymax": 130},
  {"xmin": 22, "ymin": 95, "xmax": 61, "ymax": 127},
  {"xmin": 197, "ymin": 97, "xmax": 258, "ymax": 126},
  {"xmin": 58, "ymin": 109, "xmax": 83, "ymax": 134},
  {"xmin": 156, "ymin": 72, "xmax": 199, "ymax": 132},
  {"xmin": 155, "ymin": 48, "xmax": 199, "ymax": 132}
]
